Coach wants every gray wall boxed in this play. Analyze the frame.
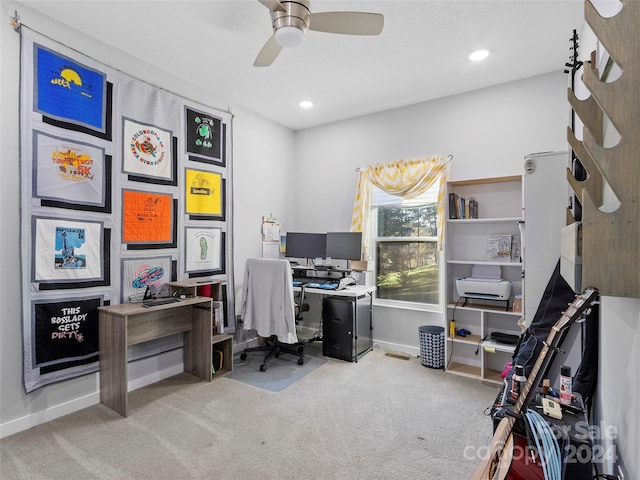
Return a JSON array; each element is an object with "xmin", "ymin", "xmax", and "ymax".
[{"xmin": 1, "ymin": 3, "xmax": 638, "ymax": 478}]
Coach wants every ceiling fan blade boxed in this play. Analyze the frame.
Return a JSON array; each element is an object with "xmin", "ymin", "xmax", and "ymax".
[
  {"xmin": 257, "ymin": 0, "xmax": 285, "ymax": 12},
  {"xmin": 309, "ymin": 12, "xmax": 384, "ymax": 35},
  {"xmin": 253, "ymin": 34, "xmax": 283, "ymax": 67}
]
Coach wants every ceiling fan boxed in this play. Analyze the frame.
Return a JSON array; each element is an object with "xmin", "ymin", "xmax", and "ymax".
[{"xmin": 254, "ymin": 0, "xmax": 384, "ymax": 67}]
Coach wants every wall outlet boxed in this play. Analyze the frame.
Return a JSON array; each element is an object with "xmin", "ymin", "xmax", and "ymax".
[{"xmin": 617, "ymin": 464, "xmax": 624, "ymax": 480}]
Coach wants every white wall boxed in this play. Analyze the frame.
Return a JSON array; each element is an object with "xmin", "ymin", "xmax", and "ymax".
[
  {"xmin": 0, "ymin": 2, "xmax": 295, "ymax": 437},
  {"xmin": 293, "ymin": 73, "xmax": 571, "ymax": 232},
  {"xmin": 292, "ymin": 72, "xmax": 571, "ymax": 354}
]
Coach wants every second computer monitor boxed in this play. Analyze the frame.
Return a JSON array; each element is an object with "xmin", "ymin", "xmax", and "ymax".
[
  {"xmin": 285, "ymin": 232, "xmax": 327, "ymax": 259},
  {"xmin": 326, "ymin": 232, "xmax": 362, "ymax": 261}
]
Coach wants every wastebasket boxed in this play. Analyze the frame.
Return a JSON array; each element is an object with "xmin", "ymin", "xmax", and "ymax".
[{"xmin": 419, "ymin": 325, "xmax": 445, "ymax": 368}]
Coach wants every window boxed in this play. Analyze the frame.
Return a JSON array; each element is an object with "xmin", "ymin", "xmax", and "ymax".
[{"xmin": 369, "ymin": 185, "xmax": 439, "ymax": 307}]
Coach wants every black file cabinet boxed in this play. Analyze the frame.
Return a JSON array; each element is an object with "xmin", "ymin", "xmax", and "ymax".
[{"xmin": 322, "ymin": 296, "xmax": 372, "ymax": 362}]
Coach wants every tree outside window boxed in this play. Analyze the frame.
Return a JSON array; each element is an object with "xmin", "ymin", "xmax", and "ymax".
[{"xmin": 373, "ymin": 203, "xmax": 439, "ymax": 305}]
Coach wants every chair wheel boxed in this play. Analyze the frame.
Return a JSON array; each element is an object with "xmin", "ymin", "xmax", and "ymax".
[
  {"xmin": 298, "ymin": 358, "xmax": 304, "ymax": 366},
  {"xmin": 240, "ymin": 353, "xmax": 247, "ymax": 361},
  {"xmin": 259, "ymin": 363, "xmax": 267, "ymax": 372}
]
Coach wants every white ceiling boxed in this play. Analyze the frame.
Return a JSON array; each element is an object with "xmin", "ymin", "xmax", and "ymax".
[{"xmin": 16, "ymin": 0, "xmax": 586, "ymax": 131}]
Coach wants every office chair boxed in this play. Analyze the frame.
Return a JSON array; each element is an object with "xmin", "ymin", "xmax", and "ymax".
[{"xmin": 239, "ymin": 258, "xmax": 306, "ymax": 371}]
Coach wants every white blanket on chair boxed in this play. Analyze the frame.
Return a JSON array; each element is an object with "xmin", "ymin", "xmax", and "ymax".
[{"xmin": 240, "ymin": 258, "xmax": 298, "ymax": 344}]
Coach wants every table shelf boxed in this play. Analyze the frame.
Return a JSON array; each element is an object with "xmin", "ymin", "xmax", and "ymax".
[{"xmin": 212, "ymin": 333, "xmax": 233, "ymax": 378}]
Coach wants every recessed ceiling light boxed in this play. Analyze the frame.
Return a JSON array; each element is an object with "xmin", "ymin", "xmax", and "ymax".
[
  {"xmin": 299, "ymin": 100, "xmax": 313, "ymax": 109},
  {"xmin": 469, "ymin": 49, "xmax": 489, "ymax": 62}
]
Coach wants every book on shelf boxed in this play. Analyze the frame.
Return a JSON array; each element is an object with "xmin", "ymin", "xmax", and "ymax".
[
  {"xmin": 487, "ymin": 234, "xmax": 512, "ymax": 262},
  {"xmin": 448, "ymin": 193, "xmax": 478, "ymax": 219},
  {"xmin": 469, "ymin": 199, "xmax": 478, "ymax": 219},
  {"xmin": 449, "ymin": 193, "xmax": 458, "ymax": 219}
]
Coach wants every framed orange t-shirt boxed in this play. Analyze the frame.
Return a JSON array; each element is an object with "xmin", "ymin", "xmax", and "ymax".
[{"xmin": 122, "ymin": 190, "xmax": 173, "ymax": 244}]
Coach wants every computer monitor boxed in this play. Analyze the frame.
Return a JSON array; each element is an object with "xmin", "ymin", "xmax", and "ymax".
[
  {"xmin": 285, "ymin": 232, "xmax": 327, "ymax": 259},
  {"xmin": 326, "ymin": 232, "xmax": 362, "ymax": 261}
]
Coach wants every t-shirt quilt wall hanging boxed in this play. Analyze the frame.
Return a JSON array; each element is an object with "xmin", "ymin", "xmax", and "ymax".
[{"xmin": 18, "ymin": 30, "xmax": 235, "ymax": 393}]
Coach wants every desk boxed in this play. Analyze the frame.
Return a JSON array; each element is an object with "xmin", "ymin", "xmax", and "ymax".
[
  {"xmin": 98, "ymin": 297, "xmax": 212, "ymax": 417},
  {"xmin": 294, "ymin": 284, "xmax": 376, "ymax": 362}
]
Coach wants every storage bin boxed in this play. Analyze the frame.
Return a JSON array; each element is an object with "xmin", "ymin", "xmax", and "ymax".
[{"xmin": 419, "ymin": 325, "xmax": 445, "ymax": 368}]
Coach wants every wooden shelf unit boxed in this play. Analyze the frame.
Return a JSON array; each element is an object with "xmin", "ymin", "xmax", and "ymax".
[
  {"xmin": 212, "ymin": 333, "xmax": 233, "ymax": 378},
  {"xmin": 168, "ymin": 279, "xmax": 224, "ymax": 334},
  {"xmin": 168, "ymin": 279, "xmax": 233, "ymax": 377}
]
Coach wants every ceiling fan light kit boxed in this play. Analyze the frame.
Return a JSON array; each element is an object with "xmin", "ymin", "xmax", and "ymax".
[
  {"xmin": 272, "ymin": 0, "xmax": 310, "ymax": 47},
  {"xmin": 255, "ymin": 0, "xmax": 384, "ymax": 67},
  {"xmin": 275, "ymin": 26, "xmax": 307, "ymax": 48}
]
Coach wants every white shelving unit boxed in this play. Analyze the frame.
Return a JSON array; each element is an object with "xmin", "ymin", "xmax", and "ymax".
[{"xmin": 444, "ymin": 176, "xmax": 524, "ymax": 384}]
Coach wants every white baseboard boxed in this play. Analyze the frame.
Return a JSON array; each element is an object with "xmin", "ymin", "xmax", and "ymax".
[
  {"xmin": 1, "ymin": 357, "xmax": 185, "ymax": 439},
  {"xmin": 371, "ymin": 339, "xmax": 420, "ymax": 358},
  {"xmin": 127, "ymin": 363, "xmax": 184, "ymax": 392},
  {"xmin": 0, "ymin": 391, "xmax": 99, "ymax": 439}
]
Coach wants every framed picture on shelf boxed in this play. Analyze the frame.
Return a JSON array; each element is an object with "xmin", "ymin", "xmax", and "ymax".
[{"xmin": 486, "ymin": 234, "xmax": 512, "ymax": 263}]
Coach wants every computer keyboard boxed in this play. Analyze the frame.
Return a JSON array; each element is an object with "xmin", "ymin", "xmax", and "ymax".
[
  {"xmin": 142, "ymin": 297, "xmax": 180, "ymax": 308},
  {"xmin": 304, "ymin": 282, "xmax": 339, "ymax": 290},
  {"xmin": 292, "ymin": 279, "xmax": 339, "ymax": 290}
]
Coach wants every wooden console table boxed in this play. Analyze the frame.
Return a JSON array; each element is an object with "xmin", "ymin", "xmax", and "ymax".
[{"xmin": 98, "ymin": 297, "xmax": 213, "ymax": 417}]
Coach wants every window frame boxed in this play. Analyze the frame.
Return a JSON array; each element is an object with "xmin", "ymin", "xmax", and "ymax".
[{"xmin": 367, "ymin": 189, "xmax": 442, "ymax": 313}]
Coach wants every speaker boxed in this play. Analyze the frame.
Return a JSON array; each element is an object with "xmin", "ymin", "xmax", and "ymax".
[{"xmin": 322, "ymin": 296, "xmax": 371, "ymax": 362}]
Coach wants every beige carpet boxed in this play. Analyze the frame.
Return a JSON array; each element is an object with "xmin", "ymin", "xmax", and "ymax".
[{"xmin": 0, "ymin": 347, "xmax": 501, "ymax": 479}]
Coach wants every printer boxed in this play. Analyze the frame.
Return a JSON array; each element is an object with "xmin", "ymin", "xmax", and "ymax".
[{"xmin": 456, "ymin": 265, "xmax": 511, "ymax": 300}]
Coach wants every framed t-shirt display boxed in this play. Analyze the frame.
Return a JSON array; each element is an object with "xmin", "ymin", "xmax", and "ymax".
[{"xmin": 18, "ymin": 32, "xmax": 236, "ymax": 393}]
